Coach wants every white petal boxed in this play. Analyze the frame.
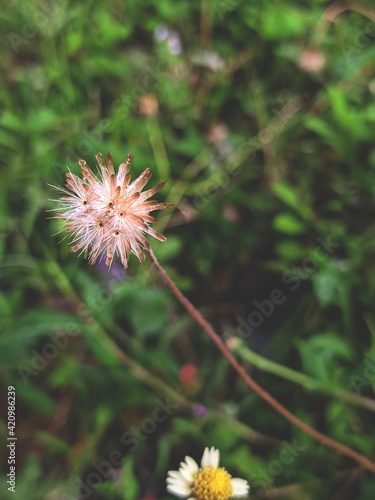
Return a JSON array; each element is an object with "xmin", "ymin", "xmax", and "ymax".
[
  {"xmin": 185, "ymin": 456, "xmax": 199, "ymax": 471},
  {"xmin": 167, "ymin": 475, "xmax": 184, "ymax": 485},
  {"xmin": 170, "ymin": 471, "xmax": 193, "ymax": 486},
  {"xmin": 167, "ymin": 471, "xmax": 189, "ymax": 486},
  {"xmin": 231, "ymin": 478, "xmax": 250, "ymax": 497},
  {"xmin": 201, "ymin": 446, "xmax": 220, "ymax": 468},
  {"xmin": 167, "ymin": 455, "xmax": 199, "ymax": 495},
  {"xmin": 179, "ymin": 458, "xmax": 198, "ymax": 483},
  {"xmin": 211, "ymin": 448, "xmax": 220, "ymax": 468},
  {"xmin": 167, "ymin": 470, "xmax": 181, "ymax": 479},
  {"xmin": 167, "ymin": 473, "xmax": 189, "ymax": 486},
  {"xmin": 167, "ymin": 480, "xmax": 188, "ymax": 491},
  {"xmin": 201, "ymin": 447, "xmax": 209, "ymax": 467},
  {"xmin": 166, "ymin": 482, "xmax": 192, "ymax": 497}
]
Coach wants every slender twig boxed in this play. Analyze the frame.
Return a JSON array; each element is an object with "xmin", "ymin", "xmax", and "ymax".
[
  {"xmin": 147, "ymin": 248, "xmax": 375, "ymax": 474},
  {"xmin": 313, "ymin": 1, "xmax": 375, "ymax": 44},
  {"xmin": 200, "ymin": 0, "xmax": 212, "ymax": 50}
]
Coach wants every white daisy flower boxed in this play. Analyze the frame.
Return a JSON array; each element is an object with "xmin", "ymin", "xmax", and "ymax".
[{"xmin": 166, "ymin": 447, "xmax": 249, "ymax": 500}]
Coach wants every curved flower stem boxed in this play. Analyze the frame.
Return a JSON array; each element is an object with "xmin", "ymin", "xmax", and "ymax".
[{"xmin": 147, "ymin": 248, "xmax": 375, "ymax": 475}]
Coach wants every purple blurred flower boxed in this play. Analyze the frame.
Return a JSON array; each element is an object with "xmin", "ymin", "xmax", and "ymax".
[{"xmin": 193, "ymin": 403, "xmax": 208, "ymax": 418}]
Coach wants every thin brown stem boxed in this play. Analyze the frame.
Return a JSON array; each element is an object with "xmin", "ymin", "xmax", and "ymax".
[
  {"xmin": 147, "ymin": 248, "xmax": 375, "ymax": 474},
  {"xmin": 313, "ymin": 1, "xmax": 375, "ymax": 44}
]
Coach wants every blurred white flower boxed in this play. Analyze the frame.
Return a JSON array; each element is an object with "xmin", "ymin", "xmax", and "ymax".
[
  {"xmin": 298, "ymin": 48, "xmax": 326, "ymax": 74},
  {"xmin": 191, "ymin": 51, "xmax": 225, "ymax": 71},
  {"xmin": 154, "ymin": 24, "xmax": 182, "ymax": 55}
]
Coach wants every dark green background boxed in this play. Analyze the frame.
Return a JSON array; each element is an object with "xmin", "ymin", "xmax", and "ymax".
[{"xmin": 1, "ymin": 1, "xmax": 375, "ymax": 499}]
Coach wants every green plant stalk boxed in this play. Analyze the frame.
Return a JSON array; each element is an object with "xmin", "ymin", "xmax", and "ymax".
[
  {"xmin": 45, "ymin": 258, "xmax": 190, "ymax": 407},
  {"xmin": 234, "ymin": 340, "xmax": 375, "ymax": 413},
  {"xmin": 147, "ymin": 117, "xmax": 170, "ymax": 181},
  {"xmin": 207, "ymin": 409, "xmax": 279, "ymax": 446}
]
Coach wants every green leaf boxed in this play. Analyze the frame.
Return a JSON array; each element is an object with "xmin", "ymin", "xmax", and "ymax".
[
  {"xmin": 209, "ymin": 422, "xmax": 239, "ymax": 450},
  {"xmin": 273, "ymin": 212, "xmax": 306, "ymax": 235},
  {"xmin": 121, "ymin": 455, "xmax": 139, "ymax": 500},
  {"xmin": 154, "ymin": 235, "xmax": 183, "ymax": 261},
  {"xmin": 272, "ymin": 182, "xmax": 309, "ymax": 219},
  {"xmin": 0, "ymin": 310, "xmax": 84, "ymax": 365},
  {"xmin": 313, "ymin": 272, "xmax": 338, "ymax": 305},
  {"xmin": 296, "ymin": 333, "xmax": 353, "ymax": 382},
  {"xmin": 173, "ymin": 417, "xmax": 201, "ymax": 439},
  {"xmin": 16, "ymin": 382, "xmax": 56, "ymax": 414},
  {"xmin": 129, "ymin": 288, "xmax": 169, "ymax": 338},
  {"xmin": 229, "ymin": 445, "xmax": 266, "ymax": 478},
  {"xmin": 259, "ymin": 7, "xmax": 313, "ymax": 40},
  {"xmin": 34, "ymin": 431, "xmax": 70, "ymax": 454},
  {"xmin": 312, "ymin": 261, "xmax": 350, "ymax": 307},
  {"xmin": 305, "ymin": 116, "xmax": 342, "ymax": 150}
]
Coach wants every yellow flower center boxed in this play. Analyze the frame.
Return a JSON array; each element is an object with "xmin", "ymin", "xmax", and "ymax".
[{"xmin": 192, "ymin": 467, "xmax": 232, "ymax": 500}]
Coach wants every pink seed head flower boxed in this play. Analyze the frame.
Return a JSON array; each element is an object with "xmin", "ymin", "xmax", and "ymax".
[{"xmin": 53, "ymin": 152, "xmax": 172, "ymax": 268}]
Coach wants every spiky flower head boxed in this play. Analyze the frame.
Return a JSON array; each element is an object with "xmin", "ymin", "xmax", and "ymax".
[{"xmin": 53, "ymin": 152, "xmax": 171, "ymax": 268}]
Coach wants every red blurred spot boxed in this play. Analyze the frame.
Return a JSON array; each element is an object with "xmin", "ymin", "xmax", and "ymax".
[{"xmin": 179, "ymin": 363, "xmax": 197, "ymax": 386}]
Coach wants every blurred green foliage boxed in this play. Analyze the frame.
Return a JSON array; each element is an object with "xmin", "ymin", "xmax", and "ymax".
[{"xmin": 1, "ymin": 0, "xmax": 375, "ymax": 499}]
